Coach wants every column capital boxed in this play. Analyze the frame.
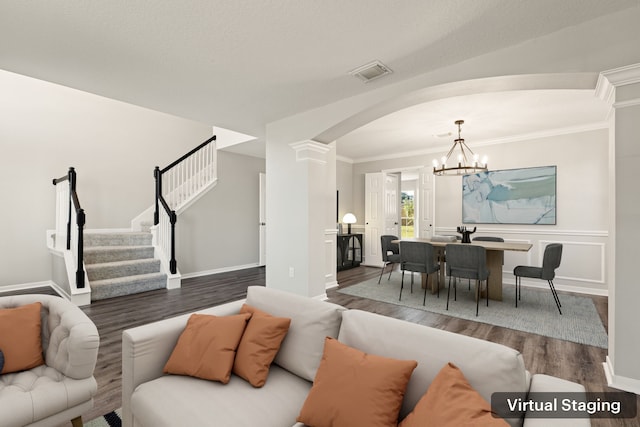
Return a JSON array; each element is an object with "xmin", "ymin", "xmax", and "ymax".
[
  {"xmin": 289, "ymin": 140, "xmax": 331, "ymax": 164},
  {"xmin": 596, "ymin": 63, "xmax": 640, "ymax": 106}
]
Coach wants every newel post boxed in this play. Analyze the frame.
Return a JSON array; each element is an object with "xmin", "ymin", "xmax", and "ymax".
[{"xmin": 154, "ymin": 166, "xmax": 161, "ymax": 225}]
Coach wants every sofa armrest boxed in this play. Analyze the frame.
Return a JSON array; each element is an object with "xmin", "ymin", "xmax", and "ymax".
[
  {"xmin": 121, "ymin": 299, "xmax": 245, "ymax": 427},
  {"xmin": 522, "ymin": 374, "xmax": 591, "ymax": 427},
  {"xmin": 45, "ymin": 297, "xmax": 100, "ymax": 380}
]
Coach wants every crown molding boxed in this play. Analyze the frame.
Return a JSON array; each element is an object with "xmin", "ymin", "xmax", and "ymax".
[
  {"xmin": 600, "ymin": 63, "xmax": 640, "ymax": 87},
  {"xmin": 350, "ymin": 122, "xmax": 609, "ymax": 164},
  {"xmin": 289, "ymin": 140, "xmax": 331, "ymax": 164}
]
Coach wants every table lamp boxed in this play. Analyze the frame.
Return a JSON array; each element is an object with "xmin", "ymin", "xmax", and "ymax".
[{"xmin": 342, "ymin": 213, "xmax": 357, "ymax": 234}]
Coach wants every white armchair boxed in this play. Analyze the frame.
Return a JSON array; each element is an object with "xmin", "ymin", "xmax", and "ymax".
[{"xmin": 0, "ymin": 294, "xmax": 100, "ymax": 427}]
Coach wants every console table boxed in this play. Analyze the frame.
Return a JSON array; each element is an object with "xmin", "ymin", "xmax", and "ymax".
[{"xmin": 337, "ymin": 233, "xmax": 363, "ymax": 271}]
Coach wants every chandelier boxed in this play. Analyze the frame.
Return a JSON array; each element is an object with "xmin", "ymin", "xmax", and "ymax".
[{"xmin": 432, "ymin": 120, "xmax": 488, "ymax": 176}]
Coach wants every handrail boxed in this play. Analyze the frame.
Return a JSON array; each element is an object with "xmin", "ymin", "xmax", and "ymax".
[
  {"xmin": 52, "ymin": 167, "xmax": 85, "ymax": 288},
  {"xmin": 161, "ymin": 135, "xmax": 216, "ymax": 174},
  {"xmin": 154, "ymin": 135, "xmax": 217, "ymax": 274}
]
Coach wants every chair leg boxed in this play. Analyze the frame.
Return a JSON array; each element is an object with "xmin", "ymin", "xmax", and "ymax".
[
  {"xmin": 388, "ymin": 263, "xmax": 394, "ymax": 281},
  {"xmin": 423, "ymin": 274, "xmax": 428, "ymax": 305},
  {"xmin": 548, "ymin": 280, "xmax": 563, "ymax": 315},
  {"xmin": 446, "ymin": 276, "xmax": 453, "ymax": 310},
  {"xmin": 515, "ymin": 276, "xmax": 519, "ymax": 307},
  {"xmin": 485, "ymin": 279, "xmax": 489, "ymax": 307},
  {"xmin": 399, "ymin": 270, "xmax": 405, "ymax": 301},
  {"xmin": 475, "ymin": 280, "xmax": 480, "ymax": 316},
  {"xmin": 410, "ymin": 272, "xmax": 414, "ymax": 293},
  {"xmin": 378, "ymin": 262, "xmax": 386, "ymax": 284}
]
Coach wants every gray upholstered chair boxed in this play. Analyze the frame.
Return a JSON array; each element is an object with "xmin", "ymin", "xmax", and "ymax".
[
  {"xmin": 399, "ymin": 241, "xmax": 440, "ymax": 304},
  {"xmin": 378, "ymin": 235, "xmax": 401, "ymax": 284},
  {"xmin": 0, "ymin": 294, "xmax": 100, "ymax": 427},
  {"xmin": 514, "ymin": 243, "xmax": 563, "ymax": 314},
  {"xmin": 445, "ymin": 244, "xmax": 489, "ymax": 316}
]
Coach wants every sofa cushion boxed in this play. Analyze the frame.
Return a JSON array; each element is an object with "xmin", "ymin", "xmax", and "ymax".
[
  {"xmin": 132, "ymin": 364, "xmax": 311, "ymax": 427},
  {"xmin": 0, "ymin": 364, "xmax": 97, "ymax": 427},
  {"xmin": 338, "ymin": 309, "xmax": 529, "ymax": 426},
  {"xmin": 245, "ymin": 286, "xmax": 346, "ymax": 382},
  {"xmin": 399, "ymin": 362, "xmax": 508, "ymax": 427},
  {"xmin": 0, "ymin": 302, "xmax": 44, "ymax": 374},
  {"xmin": 233, "ymin": 304, "xmax": 291, "ymax": 387},
  {"xmin": 163, "ymin": 312, "xmax": 251, "ymax": 384},
  {"xmin": 297, "ymin": 337, "xmax": 417, "ymax": 427}
]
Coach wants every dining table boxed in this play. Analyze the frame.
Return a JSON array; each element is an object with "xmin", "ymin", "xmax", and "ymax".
[{"xmin": 393, "ymin": 237, "xmax": 533, "ymax": 301}]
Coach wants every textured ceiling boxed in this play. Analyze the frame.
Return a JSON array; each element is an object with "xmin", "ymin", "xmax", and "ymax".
[{"xmin": 0, "ymin": 1, "xmax": 636, "ymax": 159}]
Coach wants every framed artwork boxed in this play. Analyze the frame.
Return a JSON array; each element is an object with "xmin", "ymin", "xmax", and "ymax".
[{"xmin": 462, "ymin": 166, "xmax": 557, "ymax": 224}]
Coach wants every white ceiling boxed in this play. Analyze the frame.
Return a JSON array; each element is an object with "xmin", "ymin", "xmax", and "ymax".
[
  {"xmin": 0, "ymin": 1, "xmax": 634, "ymax": 160},
  {"xmin": 336, "ymin": 89, "xmax": 611, "ymax": 163}
]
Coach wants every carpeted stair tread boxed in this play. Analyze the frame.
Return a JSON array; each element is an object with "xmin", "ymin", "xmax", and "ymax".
[
  {"xmin": 86, "ymin": 258, "xmax": 161, "ymax": 281},
  {"xmin": 85, "ymin": 232, "xmax": 153, "ymax": 247},
  {"xmin": 84, "ymin": 246, "xmax": 155, "ymax": 264},
  {"xmin": 90, "ymin": 272, "xmax": 167, "ymax": 301}
]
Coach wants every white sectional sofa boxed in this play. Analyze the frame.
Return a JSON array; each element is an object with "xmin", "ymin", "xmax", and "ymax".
[{"xmin": 122, "ymin": 286, "xmax": 589, "ymax": 427}]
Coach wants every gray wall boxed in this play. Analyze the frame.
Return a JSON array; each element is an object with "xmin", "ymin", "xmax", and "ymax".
[
  {"xmin": 177, "ymin": 150, "xmax": 265, "ymax": 274},
  {"xmin": 336, "ymin": 159, "xmax": 354, "ymax": 224}
]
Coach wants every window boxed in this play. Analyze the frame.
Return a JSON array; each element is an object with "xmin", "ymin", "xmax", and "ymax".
[{"xmin": 401, "ymin": 191, "xmax": 415, "ymax": 238}]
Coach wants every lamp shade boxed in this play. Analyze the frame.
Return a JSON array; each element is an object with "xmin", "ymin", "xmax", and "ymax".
[{"xmin": 342, "ymin": 213, "xmax": 357, "ymax": 224}]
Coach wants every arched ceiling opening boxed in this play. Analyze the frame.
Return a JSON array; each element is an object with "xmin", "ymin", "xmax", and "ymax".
[{"xmin": 315, "ymin": 73, "xmax": 610, "ymax": 162}]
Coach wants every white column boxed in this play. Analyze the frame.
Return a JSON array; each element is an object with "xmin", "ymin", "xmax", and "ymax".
[
  {"xmin": 597, "ymin": 63, "xmax": 640, "ymax": 394},
  {"xmin": 265, "ymin": 137, "xmax": 336, "ymax": 299}
]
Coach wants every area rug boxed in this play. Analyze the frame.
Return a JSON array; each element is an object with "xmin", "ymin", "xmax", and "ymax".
[
  {"xmin": 85, "ymin": 408, "xmax": 121, "ymax": 427},
  {"xmin": 338, "ymin": 276, "xmax": 608, "ymax": 348}
]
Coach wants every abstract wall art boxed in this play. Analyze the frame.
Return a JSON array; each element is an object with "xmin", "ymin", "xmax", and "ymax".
[{"xmin": 462, "ymin": 166, "xmax": 557, "ymax": 224}]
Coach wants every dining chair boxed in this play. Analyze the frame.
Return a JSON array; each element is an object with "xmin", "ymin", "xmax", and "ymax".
[
  {"xmin": 513, "ymin": 243, "xmax": 563, "ymax": 314},
  {"xmin": 378, "ymin": 235, "xmax": 401, "ymax": 284},
  {"xmin": 445, "ymin": 244, "xmax": 489, "ymax": 316},
  {"xmin": 399, "ymin": 241, "xmax": 440, "ymax": 304}
]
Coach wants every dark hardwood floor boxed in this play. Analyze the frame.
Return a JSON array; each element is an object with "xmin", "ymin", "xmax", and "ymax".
[{"xmin": 4, "ymin": 266, "xmax": 638, "ymax": 426}]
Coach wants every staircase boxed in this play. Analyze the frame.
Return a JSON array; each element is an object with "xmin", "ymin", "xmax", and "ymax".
[
  {"xmin": 50, "ymin": 137, "xmax": 217, "ymax": 305},
  {"xmin": 84, "ymin": 231, "xmax": 167, "ymax": 301}
]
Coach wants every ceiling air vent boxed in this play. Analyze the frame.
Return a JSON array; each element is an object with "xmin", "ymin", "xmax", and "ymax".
[{"xmin": 349, "ymin": 60, "xmax": 393, "ymax": 83}]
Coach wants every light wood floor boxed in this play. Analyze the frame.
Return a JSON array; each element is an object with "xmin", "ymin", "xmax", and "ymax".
[{"xmin": 6, "ymin": 265, "xmax": 638, "ymax": 427}]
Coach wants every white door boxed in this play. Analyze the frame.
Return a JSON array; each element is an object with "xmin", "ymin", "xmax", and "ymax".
[
  {"xmin": 417, "ymin": 167, "xmax": 434, "ymax": 238},
  {"xmin": 364, "ymin": 172, "xmax": 384, "ymax": 267},
  {"xmin": 259, "ymin": 173, "xmax": 266, "ymax": 266},
  {"xmin": 384, "ymin": 173, "xmax": 400, "ymax": 237}
]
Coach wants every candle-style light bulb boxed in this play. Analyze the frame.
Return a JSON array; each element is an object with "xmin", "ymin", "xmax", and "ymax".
[{"xmin": 432, "ymin": 159, "xmax": 439, "ymax": 168}]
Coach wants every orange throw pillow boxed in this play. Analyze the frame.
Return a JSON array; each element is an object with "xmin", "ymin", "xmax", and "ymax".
[
  {"xmin": 164, "ymin": 312, "xmax": 251, "ymax": 384},
  {"xmin": 297, "ymin": 337, "xmax": 417, "ymax": 427},
  {"xmin": 0, "ymin": 302, "xmax": 44, "ymax": 374},
  {"xmin": 399, "ymin": 362, "xmax": 509, "ymax": 427},
  {"xmin": 233, "ymin": 304, "xmax": 291, "ymax": 387}
]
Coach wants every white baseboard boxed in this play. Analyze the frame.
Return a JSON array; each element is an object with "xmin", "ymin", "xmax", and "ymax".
[
  {"xmin": 325, "ymin": 281, "xmax": 338, "ymax": 290},
  {"xmin": 180, "ymin": 263, "xmax": 261, "ymax": 280},
  {"xmin": 512, "ymin": 278, "xmax": 608, "ymax": 297},
  {"xmin": 0, "ymin": 280, "xmax": 55, "ymax": 294},
  {"xmin": 603, "ymin": 356, "xmax": 640, "ymax": 395}
]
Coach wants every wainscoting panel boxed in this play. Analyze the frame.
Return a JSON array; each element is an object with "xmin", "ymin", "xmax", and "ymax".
[
  {"xmin": 436, "ymin": 227, "xmax": 608, "ymax": 295},
  {"xmin": 325, "ymin": 229, "xmax": 337, "ymax": 289}
]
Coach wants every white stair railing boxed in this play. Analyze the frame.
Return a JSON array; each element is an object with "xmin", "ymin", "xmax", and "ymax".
[{"xmin": 153, "ymin": 136, "xmax": 217, "ymax": 276}]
